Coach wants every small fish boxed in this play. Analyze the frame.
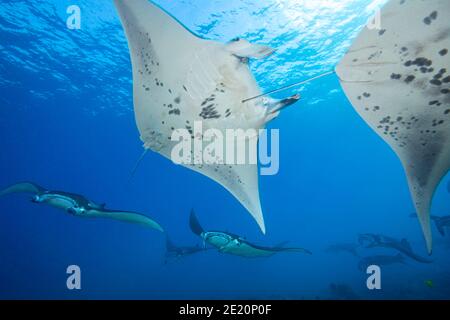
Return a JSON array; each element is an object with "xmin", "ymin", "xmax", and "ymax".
[{"xmin": 424, "ymin": 280, "xmax": 434, "ymax": 288}]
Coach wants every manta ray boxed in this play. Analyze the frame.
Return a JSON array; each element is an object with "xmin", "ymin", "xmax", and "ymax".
[
  {"xmin": 189, "ymin": 209, "xmax": 311, "ymax": 258},
  {"xmin": 113, "ymin": 0, "xmax": 299, "ymax": 234},
  {"xmin": 0, "ymin": 182, "xmax": 163, "ymax": 232},
  {"xmin": 335, "ymin": 0, "xmax": 450, "ymax": 254},
  {"xmin": 358, "ymin": 233, "xmax": 433, "ymax": 263}
]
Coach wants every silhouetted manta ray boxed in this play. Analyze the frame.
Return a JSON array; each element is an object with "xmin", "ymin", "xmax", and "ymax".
[
  {"xmin": 0, "ymin": 182, "xmax": 163, "ymax": 232},
  {"xmin": 358, "ymin": 233, "xmax": 432, "ymax": 263},
  {"xmin": 335, "ymin": 0, "xmax": 450, "ymax": 254},
  {"xmin": 189, "ymin": 209, "xmax": 311, "ymax": 258},
  {"xmin": 114, "ymin": 0, "xmax": 299, "ymax": 234}
]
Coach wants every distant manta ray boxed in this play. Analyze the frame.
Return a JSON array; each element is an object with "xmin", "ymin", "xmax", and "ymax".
[
  {"xmin": 189, "ymin": 209, "xmax": 311, "ymax": 258},
  {"xmin": 113, "ymin": 0, "xmax": 300, "ymax": 234},
  {"xmin": 358, "ymin": 233, "xmax": 433, "ymax": 264},
  {"xmin": 0, "ymin": 182, "xmax": 163, "ymax": 232}
]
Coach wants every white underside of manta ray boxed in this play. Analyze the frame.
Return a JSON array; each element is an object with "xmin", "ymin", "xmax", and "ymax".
[
  {"xmin": 114, "ymin": 0, "xmax": 299, "ymax": 234},
  {"xmin": 336, "ymin": 0, "xmax": 450, "ymax": 253}
]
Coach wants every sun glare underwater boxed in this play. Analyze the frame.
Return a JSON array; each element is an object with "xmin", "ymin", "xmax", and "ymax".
[{"xmin": 0, "ymin": 0, "xmax": 449, "ymax": 299}]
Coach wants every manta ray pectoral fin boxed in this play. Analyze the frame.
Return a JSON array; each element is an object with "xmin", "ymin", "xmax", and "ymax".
[
  {"xmin": 0, "ymin": 182, "xmax": 46, "ymax": 197},
  {"xmin": 336, "ymin": 0, "xmax": 450, "ymax": 254},
  {"xmin": 88, "ymin": 209, "xmax": 164, "ymax": 232},
  {"xmin": 189, "ymin": 209, "xmax": 205, "ymax": 236},
  {"xmin": 225, "ymin": 38, "xmax": 275, "ymax": 59}
]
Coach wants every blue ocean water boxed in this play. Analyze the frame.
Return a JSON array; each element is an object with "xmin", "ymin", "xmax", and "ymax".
[{"xmin": 0, "ymin": 0, "xmax": 449, "ymax": 299}]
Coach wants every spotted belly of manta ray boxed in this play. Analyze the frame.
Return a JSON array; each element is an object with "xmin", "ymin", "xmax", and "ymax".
[
  {"xmin": 114, "ymin": 0, "xmax": 298, "ymax": 233},
  {"xmin": 336, "ymin": 0, "xmax": 450, "ymax": 253}
]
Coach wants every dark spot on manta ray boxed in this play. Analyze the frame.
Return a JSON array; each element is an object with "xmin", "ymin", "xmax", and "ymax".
[
  {"xmin": 439, "ymin": 49, "xmax": 448, "ymax": 56},
  {"xmin": 168, "ymin": 89, "xmax": 172, "ymax": 94},
  {"xmin": 379, "ymin": 116, "xmax": 391, "ymax": 124},
  {"xmin": 430, "ymin": 79, "xmax": 442, "ymax": 86},
  {"xmin": 378, "ymin": 29, "xmax": 386, "ymax": 36},
  {"xmin": 391, "ymin": 73, "xmax": 402, "ymax": 80},
  {"xmin": 442, "ymin": 76, "xmax": 450, "ymax": 83},
  {"xmin": 423, "ymin": 11, "xmax": 438, "ymax": 25},
  {"xmin": 404, "ymin": 75, "xmax": 415, "ymax": 83},
  {"xmin": 441, "ymin": 89, "xmax": 450, "ymax": 94},
  {"xmin": 363, "ymin": 92, "xmax": 371, "ymax": 98},
  {"xmin": 174, "ymin": 97, "xmax": 181, "ymax": 104},
  {"xmin": 444, "ymin": 109, "xmax": 450, "ymax": 115},
  {"xmin": 405, "ymin": 57, "xmax": 433, "ymax": 68},
  {"xmin": 168, "ymin": 108, "xmax": 181, "ymax": 116},
  {"xmin": 183, "ymin": 85, "xmax": 188, "ymax": 92},
  {"xmin": 429, "ymin": 100, "xmax": 439, "ymax": 105}
]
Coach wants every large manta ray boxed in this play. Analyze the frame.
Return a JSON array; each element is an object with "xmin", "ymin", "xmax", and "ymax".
[
  {"xmin": 0, "ymin": 182, "xmax": 163, "ymax": 232},
  {"xmin": 114, "ymin": 0, "xmax": 299, "ymax": 234},
  {"xmin": 336, "ymin": 0, "xmax": 450, "ymax": 253},
  {"xmin": 189, "ymin": 209, "xmax": 311, "ymax": 258}
]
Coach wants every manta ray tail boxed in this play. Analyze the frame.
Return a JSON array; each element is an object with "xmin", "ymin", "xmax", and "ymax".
[
  {"xmin": 0, "ymin": 182, "xmax": 46, "ymax": 197},
  {"xmin": 272, "ymin": 241, "xmax": 312, "ymax": 254},
  {"xmin": 189, "ymin": 209, "xmax": 204, "ymax": 236},
  {"xmin": 128, "ymin": 149, "xmax": 149, "ymax": 183},
  {"xmin": 282, "ymin": 247, "xmax": 313, "ymax": 255},
  {"xmin": 242, "ymin": 71, "xmax": 335, "ymax": 103}
]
